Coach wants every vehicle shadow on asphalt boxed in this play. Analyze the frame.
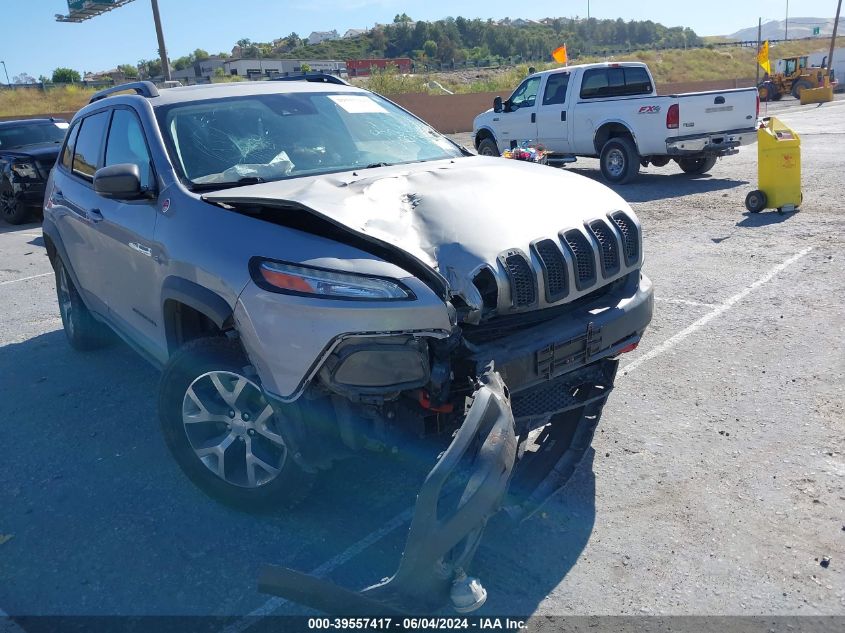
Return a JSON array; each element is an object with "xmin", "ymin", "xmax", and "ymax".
[
  {"xmin": 0, "ymin": 221, "xmax": 41, "ymax": 235},
  {"xmin": 0, "ymin": 330, "xmax": 498, "ymax": 615},
  {"xmin": 567, "ymin": 168, "xmax": 749, "ymax": 203}
]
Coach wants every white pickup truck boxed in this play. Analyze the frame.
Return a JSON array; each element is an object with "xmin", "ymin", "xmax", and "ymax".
[{"xmin": 472, "ymin": 62, "xmax": 759, "ymax": 183}]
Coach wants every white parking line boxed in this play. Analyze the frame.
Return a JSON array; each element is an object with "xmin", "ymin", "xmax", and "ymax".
[
  {"xmin": 225, "ymin": 245, "xmax": 814, "ymax": 631},
  {"xmin": 622, "ymin": 246, "xmax": 812, "ymax": 376},
  {"xmin": 0, "ymin": 273, "xmax": 52, "ymax": 286}
]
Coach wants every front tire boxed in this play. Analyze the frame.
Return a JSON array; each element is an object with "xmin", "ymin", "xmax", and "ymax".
[
  {"xmin": 677, "ymin": 155, "xmax": 718, "ymax": 175},
  {"xmin": 54, "ymin": 257, "xmax": 113, "ymax": 351},
  {"xmin": 792, "ymin": 80, "xmax": 812, "ymax": 100},
  {"xmin": 477, "ymin": 137, "xmax": 500, "ymax": 157},
  {"xmin": 599, "ymin": 137, "xmax": 640, "ymax": 184},
  {"xmin": 159, "ymin": 337, "xmax": 315, "ymax": 512},
  {"xmin": 0, "ymin": 180, "xmax": 31, "ymax": 225}
]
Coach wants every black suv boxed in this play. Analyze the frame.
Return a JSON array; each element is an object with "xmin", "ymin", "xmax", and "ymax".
[{"xmin": 0, "ymin": 118, "xmax": 68, "ymax": 224}]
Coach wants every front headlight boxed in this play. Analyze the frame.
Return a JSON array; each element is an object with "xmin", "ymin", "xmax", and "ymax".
[
  {"xmin": 252, "ymin": 259, "xmax": 414, "ymax": 301},
  {"xmin": 11, "ymin": 162, "xmax": 38, "ymax": 179}
]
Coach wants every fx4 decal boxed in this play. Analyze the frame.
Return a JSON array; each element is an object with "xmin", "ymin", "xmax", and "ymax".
[{"xmin": 638, "ymin": 105, "xmax": 661, "ymax": 114}]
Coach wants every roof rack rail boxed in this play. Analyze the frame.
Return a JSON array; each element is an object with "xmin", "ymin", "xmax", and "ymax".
[
  {"xmin": 271, "ymin": 73, "xmax": 350, "ymax": 86},
  {"xmin": 89, "ymin": 81, "xmax": 160, "ymax": 104}
]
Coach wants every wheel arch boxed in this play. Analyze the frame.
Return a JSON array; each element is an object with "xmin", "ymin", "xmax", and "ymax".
[
  {"xmin": 161, "ymin": 277, "xmax": 235, "ymax": 355},
  {"xmin": 474, "ymin": 126, "xmax": 498, "ymax": 150},
  {"xmin": 593, "ymin": 121, "xmax": 638, "ymax": 155}
]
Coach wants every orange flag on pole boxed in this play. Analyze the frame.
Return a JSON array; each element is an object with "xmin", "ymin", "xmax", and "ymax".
[{"xmin": 552, "ymin": 44, "xmax": 568, "ymax": 64}]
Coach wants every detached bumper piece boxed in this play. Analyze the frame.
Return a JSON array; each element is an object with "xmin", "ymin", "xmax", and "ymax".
[{"xmin": 258, "ymin": 368, "xmax": 517, "ymax": 614}]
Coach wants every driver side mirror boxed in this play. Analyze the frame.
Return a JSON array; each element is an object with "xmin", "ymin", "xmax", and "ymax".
[
  {"xmin": 493, "ymin": 96, "xmax": 503, "ymax": 113},
  {"xmin": 94, "ymin": 164, "xmax": 146, "ymax": 200}
]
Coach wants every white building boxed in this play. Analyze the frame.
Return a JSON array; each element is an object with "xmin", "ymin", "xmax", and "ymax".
[{"xmin": 307, "ymin": 30, "xmax": 339, "ymax": 45}]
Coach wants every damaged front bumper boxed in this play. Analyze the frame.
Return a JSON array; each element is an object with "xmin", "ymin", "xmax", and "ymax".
[
  {"xmin": 257, "ymin": 273, "xmax": 651, "ymax": 615},
  {"xmin": 260, "ymin": 368, "xmax": 516, "ymax": 614},
  {"xmin": 258, "ymin": 360, "xmax": 618, "ymax": 614}
]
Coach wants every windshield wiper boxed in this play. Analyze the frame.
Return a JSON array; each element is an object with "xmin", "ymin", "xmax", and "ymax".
[
  {"xmin": 364, "ymin": 162, "xmax": 392, "ymax": 169},
  {"xmin": 190, "ymin": 176, "xmax": 267, "ymax": 192}
]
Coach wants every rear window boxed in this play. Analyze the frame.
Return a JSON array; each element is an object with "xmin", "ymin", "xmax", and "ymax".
[
  {"xmin": 0, "ymin": 121, "xmax": 68, "ymax": 150},
  {"xmin": 72, "ymin": 111, "xmax": 110, "ymax": 181},
  {"xmin": 580, "ymin": 67, "xmax": 653, "ymax": 99}
]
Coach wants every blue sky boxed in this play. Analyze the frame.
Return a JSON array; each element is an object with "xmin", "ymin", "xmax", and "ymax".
[{"xmin": 0, "ymin": 0, "xmax": 836, "ymax": 80}]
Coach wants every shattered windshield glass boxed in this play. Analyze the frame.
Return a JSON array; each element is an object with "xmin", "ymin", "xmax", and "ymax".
[{"xmin": 156, "ymin": 91, "xmax": 463, "ymax": 188}]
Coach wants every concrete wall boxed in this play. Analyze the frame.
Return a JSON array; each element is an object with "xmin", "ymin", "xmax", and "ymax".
[
  {"xmin": 391, "ymin": 78, "xmax": 757, "ymax": 134},
  {"xmin": 0, "ymin": 78, "xmax": 758, "ymax": 131}
]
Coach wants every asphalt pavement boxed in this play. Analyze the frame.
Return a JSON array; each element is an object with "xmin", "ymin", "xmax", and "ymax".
[{"xmin": 0, "ymin": 95, "xmax": 842, "ymax": 625}]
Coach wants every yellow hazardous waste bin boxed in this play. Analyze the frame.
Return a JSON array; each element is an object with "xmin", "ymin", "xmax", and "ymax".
[{"xmin": 745, "ymin": 116, "xmax": 801, "ymax": 213}]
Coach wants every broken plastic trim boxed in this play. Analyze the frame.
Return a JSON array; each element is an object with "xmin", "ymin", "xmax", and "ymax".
[{"xmin": 258, "ymin": 366, "xmax": 517, "ymax": 614}]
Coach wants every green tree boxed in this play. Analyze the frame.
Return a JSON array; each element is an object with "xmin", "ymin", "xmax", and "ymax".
[
  {"xmin": 423, "ymin": 39, "xmax": 438, "ymax": 59},
  {"xmin": 117, "ymin": 64, "xmax": 139, "ymax": 78},
  {"xmin": 193, "ymin": 48, "xmax": 210, "ymax": 61},
  {"xmin": 300, "ymin": 62, "xmax": 312, "ymax": 72},
  {"xmin": 52, "ymin": 67, "xmax": 81, "ymax": 83}
]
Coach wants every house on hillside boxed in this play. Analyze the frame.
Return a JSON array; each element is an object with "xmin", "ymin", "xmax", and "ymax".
[
  {"xmin": 343, "ymin": 28, "xmax": 367, "ymax": 39},
  {"xmin": 308, "ymin": 30, "xmax": 340, "ymax": 45}
]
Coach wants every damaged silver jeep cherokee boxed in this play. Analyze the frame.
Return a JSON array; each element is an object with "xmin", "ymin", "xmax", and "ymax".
[{"xmin": 43, "ymin": 78, "xmax": 652, "ymax": 613}]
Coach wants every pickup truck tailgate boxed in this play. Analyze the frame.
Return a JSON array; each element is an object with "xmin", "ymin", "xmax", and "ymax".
[{"xmin": 670, "ymin": 87, "xmax": 758, "ymax": 137}]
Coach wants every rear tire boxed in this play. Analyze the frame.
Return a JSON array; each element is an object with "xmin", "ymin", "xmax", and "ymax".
[
  {"xmin": 477, "ymin": 137, "xmax": 500, "ymax": 157},
  {"xmin": 159, "ymin": 337, "xmax": 315, "ymax": 512},
  {"xmin": 54, "ymin": 257, "xmax": 113, "ymax": 351},
  {"xmin": 599, "ymin": 136, "xmax": 640, "ymax": 184},
  {"xmin": 745, "ymin": 190, "xmax": 767, "ymax": 213},
  {"xmin": 677, "ymin": 155, "xmax": 718, "ymax": 175}
]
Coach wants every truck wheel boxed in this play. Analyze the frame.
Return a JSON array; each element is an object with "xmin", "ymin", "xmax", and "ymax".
[
  {"xmin": 745, "ymin": 189, "xmax": 767, "ymax": 213},
  {"xmin": 599, "ymin": 137, "xmax": 640, "ymax": 184},
  {"xmin": 159, "ymin": 337, "xmax": 315, "ymax": 512},
  {"xmin": 54, "ymin": 257, "xmax": 113, "ymax": 351},
  {"xmin": 0, "ymin": 181, "xmax": 31, "ymax": 225},
  {"xmin": 677, "ymin": 155, "xmax": 717, "ymax": 175},
  {"xmin": 477, "ymin": 138, "xmax": 500, "ymax": 157},
  {"xmin": 792, "ymin": 80, "xmax": 812, "ymax": 99}
]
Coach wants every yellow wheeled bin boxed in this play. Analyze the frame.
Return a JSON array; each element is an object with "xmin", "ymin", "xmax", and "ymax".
[{"xmin": 745, "ymin": 116, "xmax": 801, "ymax": 214}]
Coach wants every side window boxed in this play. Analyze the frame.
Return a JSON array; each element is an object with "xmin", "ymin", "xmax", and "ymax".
[
  {"xmin": 623, "ymin": 67, "xmax": 652, "ymax": 95},
  {"xmin": 580, "ymin": 67, "xmax": 651, "ymax": 98},
  {"xmin": 60, "ymin": 122, "xmax": 81, "ymax": 171},
  {"xmin": 105, "ymin": 109, "xmax": 154, "ymax": 190},
  {"xmin": 581, "ymin": 69, "xmax": 609, "ymax": 98},
  {"xmin": 72, "ymin": 111, "xmax": 110, "ymax": 181},
  {"xmin": 509, "ymin": 76, "xmax": 542, "ymax": 110},
  {"xmin": 542, "ymin": 72, "xmax": 570, "ymax": 106}
]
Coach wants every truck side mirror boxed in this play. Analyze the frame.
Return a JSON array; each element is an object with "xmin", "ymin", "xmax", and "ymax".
[{"xmin": 493, "ymin": 96, "xmax": 503, "ymax": 113}]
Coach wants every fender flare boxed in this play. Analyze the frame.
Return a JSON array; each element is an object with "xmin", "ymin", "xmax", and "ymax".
[
  {"xmin": 41, "ymin": 218, "xmax": 82, "ymax": 291},
  {"xmin": 160, "ymin": 276, "xmax": 234, "ymax": 351}
]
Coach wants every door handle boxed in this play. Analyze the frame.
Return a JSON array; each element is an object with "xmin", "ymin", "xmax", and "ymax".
[
  {"xmin": 531, "ymin": 113, "xmax": 536, "ymax": 123},
  {"xmin": 561, "ymin": 110, "xmax": 567, "ymax": 121},
  {"xmin": 129, "ymin": 242, "xmax": 152, "ymax": 257},
  {"xmin": 86, "ymin": 208, "xmax": 104, "ymax": 223}
]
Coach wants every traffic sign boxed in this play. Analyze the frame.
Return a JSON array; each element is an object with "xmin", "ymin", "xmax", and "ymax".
[{"xmin": 56, "ymin": 0, "xmax": 136, "ymax": 23}]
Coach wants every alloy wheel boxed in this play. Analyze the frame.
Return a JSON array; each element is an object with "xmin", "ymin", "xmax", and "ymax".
[{"xmin": 181, "ymin": 371, "xmax": 287, "ymax": 488}]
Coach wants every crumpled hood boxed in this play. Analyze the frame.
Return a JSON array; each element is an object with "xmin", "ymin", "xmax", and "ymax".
[{"xmin": 204, "ymin": 156, "xmax": 632, "ymax": 304}]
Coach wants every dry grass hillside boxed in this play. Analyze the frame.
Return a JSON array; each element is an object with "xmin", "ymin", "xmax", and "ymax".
[{"xmin": 1, "ymin": 37, "xmax": 842, "ymax": 117}]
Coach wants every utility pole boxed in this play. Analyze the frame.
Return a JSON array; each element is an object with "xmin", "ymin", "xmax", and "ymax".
[
  {"xmin": 150, "ymin": 0, "xmax": 172, "ymax": 81},
  {"xmin": 785, "ymin": 0, "xmax": 789, "ymax": 40},
  {"xmin": 0, "ymin": 61, "xmax": 10, "ymax": 85},
  {"xmin": 828, "ymin": 0, "xmax": 842, "ymax": 80},
  {"xmin": 756, "ymin": 17, "xmax": 762, "ymax": 85}
]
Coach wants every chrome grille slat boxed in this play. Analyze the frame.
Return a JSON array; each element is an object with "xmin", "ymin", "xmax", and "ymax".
[
  {"xmin": 561, "ymin": 229, "xmax": 597, "ymax": 291},
  {"xmin": 610, "ymin": 211, "xmax": 639, "ymax": 266},
  {"xmin": 588, "ymin": 220, "xmax": 621, "ymax": 278},
  {"xmin": 532, "ymin": 239, "xmax": 568, "ymax": 303},
  {"xmin": 499, "ymin": 250, "xmax": 537, "ymax": 308}
]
